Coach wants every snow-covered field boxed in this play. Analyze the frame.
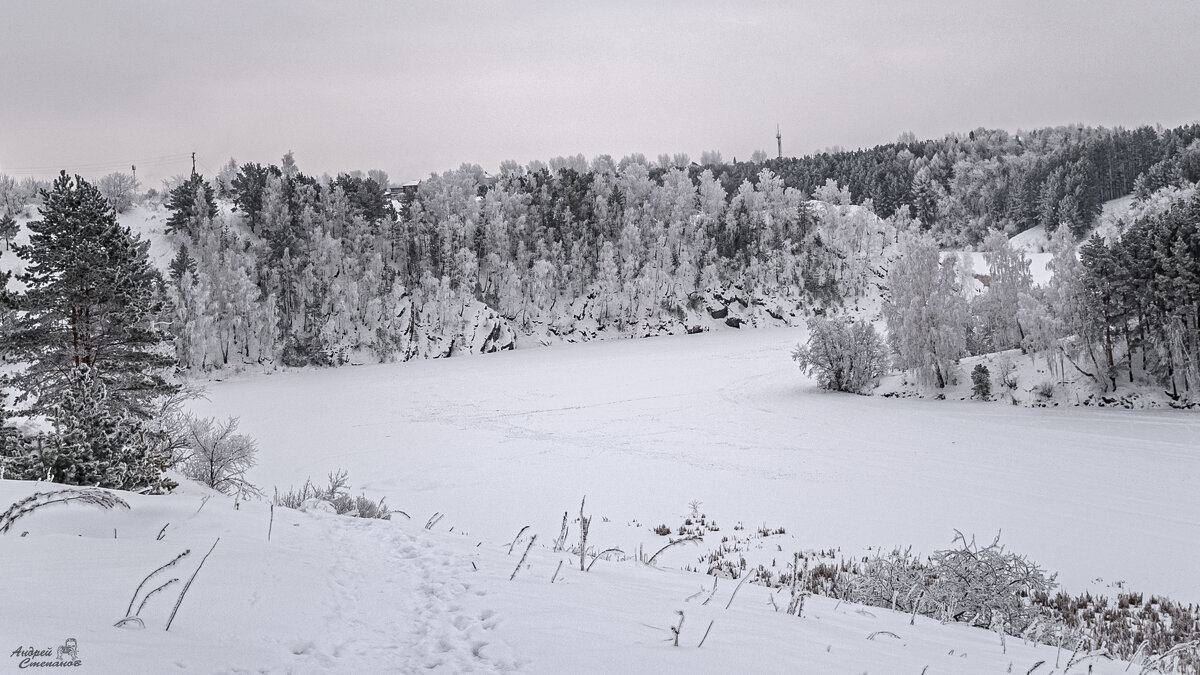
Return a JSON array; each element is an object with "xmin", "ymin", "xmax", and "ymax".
[
  {"xmin": 188, "ymin": 326, "xmax": 1199, "ymax": 603},
  {"xmin": 4, "ymin": 317, "xmax": 1197, "ymax": 673}
]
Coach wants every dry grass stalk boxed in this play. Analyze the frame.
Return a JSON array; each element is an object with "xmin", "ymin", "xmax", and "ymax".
[
  {"xmin": 508, "ymin": 525, "xmax": 530, "ymax": 555},
  {"xmin": 702, "ymin": 577, "xmax": 719, "ymax": 606},
  {"xmin": 166, "ymin": 538, "xmax": 220, "ymax": 631},
  {"xmin": 725, "ymin": 570, "xmax": 756, "ymax": 610},
  {"xmin": 578, "ymin": 496, "xmax": 590, "ymax": 572},
  {"xmin": 646, "ymin": 533, "xmax": 703, "ymax": 566},
  {"xmin": 552, "ymin": 511, "xmax": 569, "ymax": 552},
  {"xmin": 125, "ymin": 549, "xmax": 191, "ymax": 617},
  {"xmin": 510, "ymin": 534, "xmax": 537, "ymax": 581},
  {"xmin": 586, "ymin": 547, "xmax": 624, "ymax": 572},
  {"xmin": 136, "ymin": 579, "xmax": 179, "ymax": 616},
  {"xmin": 0, "ymin": 488, "xmax": 130, "ymax": 534}
]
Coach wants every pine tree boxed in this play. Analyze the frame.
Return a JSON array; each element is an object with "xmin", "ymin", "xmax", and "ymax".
[
  {"xmin": 971, "ymin": 364, "xmax": 992, "ymax": 399},
  {"xmin": 0, "ymin": 213, "xmax": 17, "ymax": 251},
  {"xmin": 5, "ymin": 172, "xmax": 178, "ymax": 418},
  {"xmin": 165, "ymin": 174, "xmax": 217, "ymax": 237},
  {"xmin": 40, "ymin": 366, "xmax": 168, "ymax": 491},
  {"xmin": 169, "ymin": 244, "xmax": 198, "ymax": 286}
]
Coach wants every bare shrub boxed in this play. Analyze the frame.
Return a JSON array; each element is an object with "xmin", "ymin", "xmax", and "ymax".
[
  {"xmin": 994, "ymin": 354, "xmax": 1019, "ymax": 389},
  {"xmin": 179, "ymin": 416, "xmax": 261, "ymax": 498}
]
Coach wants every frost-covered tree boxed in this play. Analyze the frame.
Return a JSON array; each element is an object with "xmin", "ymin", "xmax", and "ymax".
[
  {"xmin": 180, "ymin": 415, "xmax": 260, "ymax": 497},
  {"xmin": 973, "ymin": 231, "xmax": 1033, "ymax": 352},
  {"xmin": 214, "ymin": 157, "xmax": 240, "ymax": 199},
  {"xmin": 0, "ymin": 174, "xmax": 31, "ymax": 218},
  {"xmin": 792, "ymin": 315, "xmax": 888, "ymax": 394},
  {"xmin": 7, "ymin": 366, "xmax": 171, "ymax": 491},
  {"xmin": 883, "ymin": 233, "xmax": 968, "ymax": 388},
  {"xmin": 97, "ymin": 172, "xmax": 140, "ymax": 213}
]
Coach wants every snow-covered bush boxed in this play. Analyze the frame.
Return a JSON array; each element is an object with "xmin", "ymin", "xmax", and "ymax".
[
  {"xmin": 273, "ymin": 470, "xmax": 390, "ymax": 520},
  {"xmin": 814, "ymin": 532, "xmax": 1054, "ymax": 635},
  {"xmin": 925, "ymin": 531, "xmax": 1054, "ymax": 633},
  {"xmin": 1034, "ymin": 381, "xmax": 1055, "ymax": 399},
  {"xmin": 179, "ymin": 416, "xmax": 261, "ymax": 498},
  {"xmin": 791, "ymin": 315, "xmax": 887, "ymax": 394},
  {"xmin": 846, "ymin": 546, "xmax": 928, "ymax": 612}
]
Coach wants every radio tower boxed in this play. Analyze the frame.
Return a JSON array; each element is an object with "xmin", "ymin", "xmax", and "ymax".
[{"xmin": 776, "ymin": 125, "xmax": 782, "ymax": 159}]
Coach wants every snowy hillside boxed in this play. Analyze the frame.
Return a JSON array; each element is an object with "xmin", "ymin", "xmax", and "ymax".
[{"xmin": 0, "ymin": 476, "xmax": 1141, "ymax": 675}]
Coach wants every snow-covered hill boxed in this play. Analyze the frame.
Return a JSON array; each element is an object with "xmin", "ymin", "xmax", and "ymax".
[{"xmin": 0, "ymin": 474, "xmax": 1138, "ymax": 675}]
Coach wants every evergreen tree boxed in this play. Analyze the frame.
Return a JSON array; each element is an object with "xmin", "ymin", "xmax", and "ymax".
[
  {"xmin": 231, "ymin": 162, "xmax": 277, "ymax": 233},
  {"xmin": 971, "ymin": 364, "xmax": 992, "ymax": 399},
  {"xmin": 39, "ymin": 366, "xmax": 168, "ymax": 491},
  {"xmin": 0, "ymin": 213, "xmax": 17, "ymax": 250},
  {"xmin": 165, "ymin": 174, "xmax": 217, "ymax": 237},
  {"xmin": 5, "ymin": 172, "xmax": 178, "ymax": 418},
  {"xmin": 169, "ymin": 244, "xmax": 198, "ymax": 287}
]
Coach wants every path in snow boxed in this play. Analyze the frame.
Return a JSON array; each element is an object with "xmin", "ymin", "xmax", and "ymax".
[{"xmin": 288, "ymin": 515, "xmax": 519, "ymax": 673}]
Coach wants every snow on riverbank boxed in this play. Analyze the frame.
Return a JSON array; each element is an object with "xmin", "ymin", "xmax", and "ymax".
[{"xmin": 0, "ymin": 475, "xmax": 1145, "ymax": 674}]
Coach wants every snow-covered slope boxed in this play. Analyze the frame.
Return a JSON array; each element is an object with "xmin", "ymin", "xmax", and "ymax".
[{"xmin": 0, "ymin": 472, "xmax": 1144, "ymax": 675}]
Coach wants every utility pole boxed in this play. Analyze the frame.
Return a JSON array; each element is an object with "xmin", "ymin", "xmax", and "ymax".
[
  {"xmin": 131, "ymin": 164, "xmax": 136, "ymax": 184},
  {"xmin": 191, "ymin": 152, "xmax": 196, "ymax": 177},
  {"xmin": 776, "ymin": 125, "xmax": 782, "ymax": 160}
]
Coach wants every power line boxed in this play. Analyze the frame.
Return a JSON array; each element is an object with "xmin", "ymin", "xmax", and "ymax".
[{"xmin": 0, "ymin": 153, "xmax": 194, "ymax": 175}]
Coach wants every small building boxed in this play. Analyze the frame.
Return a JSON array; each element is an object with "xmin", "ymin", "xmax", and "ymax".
[{"xmin": 386, "ymin": 180, "xmax": 421, "ymax": 199}]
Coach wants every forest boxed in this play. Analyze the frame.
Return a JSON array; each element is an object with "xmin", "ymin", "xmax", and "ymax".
[{"xmin": 2, "ymin": 121, "xmax": 1199, "ymax": 490}]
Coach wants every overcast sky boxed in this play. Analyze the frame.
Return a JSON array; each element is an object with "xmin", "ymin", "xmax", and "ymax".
[{"xmin": 2, "ymin": 1, "xmax": 1198, "ymax": 187}]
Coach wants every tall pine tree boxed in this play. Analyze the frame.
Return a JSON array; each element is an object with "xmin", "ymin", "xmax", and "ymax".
[{"xmin": 5, "ymin": 171, "xmax": 177, "ymax": 418}]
